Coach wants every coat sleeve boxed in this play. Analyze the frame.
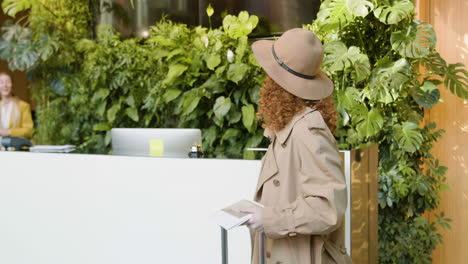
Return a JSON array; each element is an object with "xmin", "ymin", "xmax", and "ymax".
[
  {"xmin": 262, "ymin": 121, "xmax": 347, "ymax": 239},
  {"xmin": 10, "ymin": 102, "xmax": 34, "ymax": 139}
]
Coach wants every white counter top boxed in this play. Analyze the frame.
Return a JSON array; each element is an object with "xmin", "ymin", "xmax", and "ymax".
[{"xmin": 0, "ymin": 152, "xmax": 261, "ymax": 264}]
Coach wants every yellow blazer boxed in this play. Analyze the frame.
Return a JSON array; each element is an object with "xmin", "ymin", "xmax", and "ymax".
[{"xmin": 1, "ymin": 98, "xmax": 34, "ymax": 139}]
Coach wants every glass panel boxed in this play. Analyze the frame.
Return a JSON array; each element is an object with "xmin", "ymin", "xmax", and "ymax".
[
  {"xmin": 98, "ymin": 0, "xmax": 321, "ymax": 38},
  {"xmin": 99, "ymin": 0, "xmax": 199, "ymax": 38}
]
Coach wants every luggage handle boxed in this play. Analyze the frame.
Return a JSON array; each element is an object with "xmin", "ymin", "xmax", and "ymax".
[{"xmin": 220, "ymin": 227, "xmax": 265, "ymax": 264}]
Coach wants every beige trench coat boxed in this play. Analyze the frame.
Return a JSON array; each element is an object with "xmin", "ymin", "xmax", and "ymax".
[{"xmin": 251, "ymin": 107, "xmax": 352, "ymax": 264}]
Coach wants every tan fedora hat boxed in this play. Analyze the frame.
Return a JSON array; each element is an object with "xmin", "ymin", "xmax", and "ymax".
[{"xmin": 252, "ymin": 28, "xmax": 333, "ymax": 100}]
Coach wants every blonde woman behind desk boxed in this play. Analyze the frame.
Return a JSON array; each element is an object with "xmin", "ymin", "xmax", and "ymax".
[{"xmin": 0, "ymin": 72, "xmax": 33, "ymax": 139}]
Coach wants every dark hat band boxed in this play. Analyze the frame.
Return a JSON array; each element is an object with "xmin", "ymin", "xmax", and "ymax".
[{"xmin": 272, "ymin": 44, "xmax": 315, "ymax": 80}]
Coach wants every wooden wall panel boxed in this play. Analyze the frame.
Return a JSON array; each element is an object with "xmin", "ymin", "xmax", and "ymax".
[
  {"xmin": 368, "ymin": 147, "xmax": 378, "ymax": 264},
  {"xmin": 351, "ymin": 148, "xmax": 370, "ymax": 264},
  {"xmin": 350, "ymin": 146, "xmax": 378, "ymax": 264},
  {"xmin": 416, "ymin": 1, "xmax": 468, "ymax": 263}
]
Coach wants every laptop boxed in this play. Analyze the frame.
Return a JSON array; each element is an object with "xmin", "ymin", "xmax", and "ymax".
[{"xmin": 111, "ymin": 128, "xmax": 202, "ymax": 158}]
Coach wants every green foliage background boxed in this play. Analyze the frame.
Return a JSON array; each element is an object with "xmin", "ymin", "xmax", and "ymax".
[
  {"xmin": 1, "ymin": 0, "xmax": 467, "ymax": 263},
  {"xmin": 1, "ymin": 0, "xmax": 267, "ymax": 159},
  {"xmin": 308, "ymin": 0, "xmax": 466, "ymax": 263}
]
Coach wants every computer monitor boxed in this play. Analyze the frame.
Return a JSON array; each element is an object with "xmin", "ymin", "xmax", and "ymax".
[{"xmin": 111, "ymin": 128, "xmax": 202, "ymax": 158}]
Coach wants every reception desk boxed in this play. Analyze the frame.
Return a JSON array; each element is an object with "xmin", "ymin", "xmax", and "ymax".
[{"xmin": 0, "ymin": 150, "xmax": 365, "ymax": 264}]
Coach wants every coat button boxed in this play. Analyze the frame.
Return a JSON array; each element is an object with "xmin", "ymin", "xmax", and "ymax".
[
  {"xmin": 266, "ymin": 252, "xmax": 271, "ymax": 258},
  {"xmin": 273, "ymin": 179, "xmax": 280, "ymax": 187},
  {"xmin": 340, "ymin": 246, "xmax": 347, "ymax": 254}
]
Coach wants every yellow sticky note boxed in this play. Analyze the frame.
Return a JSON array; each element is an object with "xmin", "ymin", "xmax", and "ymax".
[{"xmin": 149, "ymin": 139, "xmax": 164, "ymax": 157}]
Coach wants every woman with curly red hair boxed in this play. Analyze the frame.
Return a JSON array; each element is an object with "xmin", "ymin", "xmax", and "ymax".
[{"xmin": 240, "ymin": 28, "xmax": 351, "ymax": 264}]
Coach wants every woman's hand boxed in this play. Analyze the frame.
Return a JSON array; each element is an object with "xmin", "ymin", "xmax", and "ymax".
[
  {"xmin": 0, "ymin": 128, "xmax": 11, "ymax": 137},
  {"xmin": 240, "ymin": 207, "xmax": 264, "ymax": 232}
]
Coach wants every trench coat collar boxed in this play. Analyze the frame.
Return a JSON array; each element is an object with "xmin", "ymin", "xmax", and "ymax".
[{"xmin": 275, "ymin": 107, "xmax": 316, "ymax": 144}]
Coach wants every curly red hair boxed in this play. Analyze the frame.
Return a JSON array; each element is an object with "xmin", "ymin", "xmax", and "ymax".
[{"xmin": 256, "ymin": 75, "xmax": 338, "ymax": 134}]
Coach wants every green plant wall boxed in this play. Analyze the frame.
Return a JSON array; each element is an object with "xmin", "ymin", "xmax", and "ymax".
[
  {"xmin": 307, "ymin": 0, "xmax": 466, "ymax": 263},
  {"xmin": 1, "ymin": 0, "xmax": 267, "ymax": 158},
  {"xmin": 1, "ymin": 0, "xmax": 467, "ymax": 263}
]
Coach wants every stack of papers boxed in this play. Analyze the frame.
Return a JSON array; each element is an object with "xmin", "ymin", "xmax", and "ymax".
[
  {"xmin": 211, "ymin": 199, "xmax": 264, "ymax": 230},
  {"xmin": 29, "ymin": 145, "xmax": 76, "ymax": 153}
]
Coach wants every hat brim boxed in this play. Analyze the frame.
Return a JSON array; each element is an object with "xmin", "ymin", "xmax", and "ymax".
[{"xmin": 252, "ymin": 40, "xmax": 334, "ymax": 100}]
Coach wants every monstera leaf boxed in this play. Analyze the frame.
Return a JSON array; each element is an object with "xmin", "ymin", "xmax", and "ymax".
[
  {"xmin": 419, "ymin": 53, "xmax": 468, "ymax": 99},
  {"xmin": 353, "ymin": 54, "xmax": 371, "ymax": 82},
  {"xmin": 10, "ymin": 48, "xmax": 38, "ymax": 71},
  {"xmin": 444, "ymin": 63, "xmax": 468, "ymax": 99},
  {"xmin": 420, "ymin": 52, "xmax": 447, "ymax": 75},
  {"xmin": 323, "ymin": 41, "xmax": 370, "ymax": 79},
  {"xmin": 349, "ymin": 102, "xmax": 384, "ymax": 138},
  {"xmin": 355, "ymin": 108, "xmax": 384, "ymax": 138},
  {"xmin": 0, "ymin": 37, "xmax": 13, "ymax": 59},
  {"xmin": 337, "ymin": 87, "xmax": 364, "ymax": 127},
  {"xmin": 338, "ymin": 87, "xmax": 362, "ymax": 110},
  {"xmin": 316, "ymin": 0, "xmax": 354, "ymax": 31},
  {"xmin": 48, "ymin": 77, "xmax": 66, "ymax": 96},
  {"xmin": 36, "ymin": 33, "xmax": 59, "ymax": 61},
  {"xmin": 411, "ymin": 81, "xmax": 440, "ymax": 108},
  {"xmin": 391, "ymin": 21, "xmax": 436, "ymax": 58},
  {"xmin": 1, "ymin": 0, "xmax": 37, "ymax": 17},
  {"xmin": 373, "ymin": 0, "xmax": 414, "ymax": 25},
  {"xmin": 369, "ymin": 58, "xmax": 411, "ymax": 103},
  {"xmin": 0, "ymin": 23, "xmax": 40, "ymax": 70},
  {"xmin": 394, "ymin": 122, "xmax": 423, "ymax": 153},
  {"xmin": 323, "ymin": 41, "xmax": 356, "ymax": 71},
  {"xmin": 346, "ymin": 0, "xmax": 374, "ymax": 17}
]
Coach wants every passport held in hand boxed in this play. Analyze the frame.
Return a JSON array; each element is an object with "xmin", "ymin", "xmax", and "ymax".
[{"xmin": 211, "ymin": 199, "xmax": 264, "ymax": 230}]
